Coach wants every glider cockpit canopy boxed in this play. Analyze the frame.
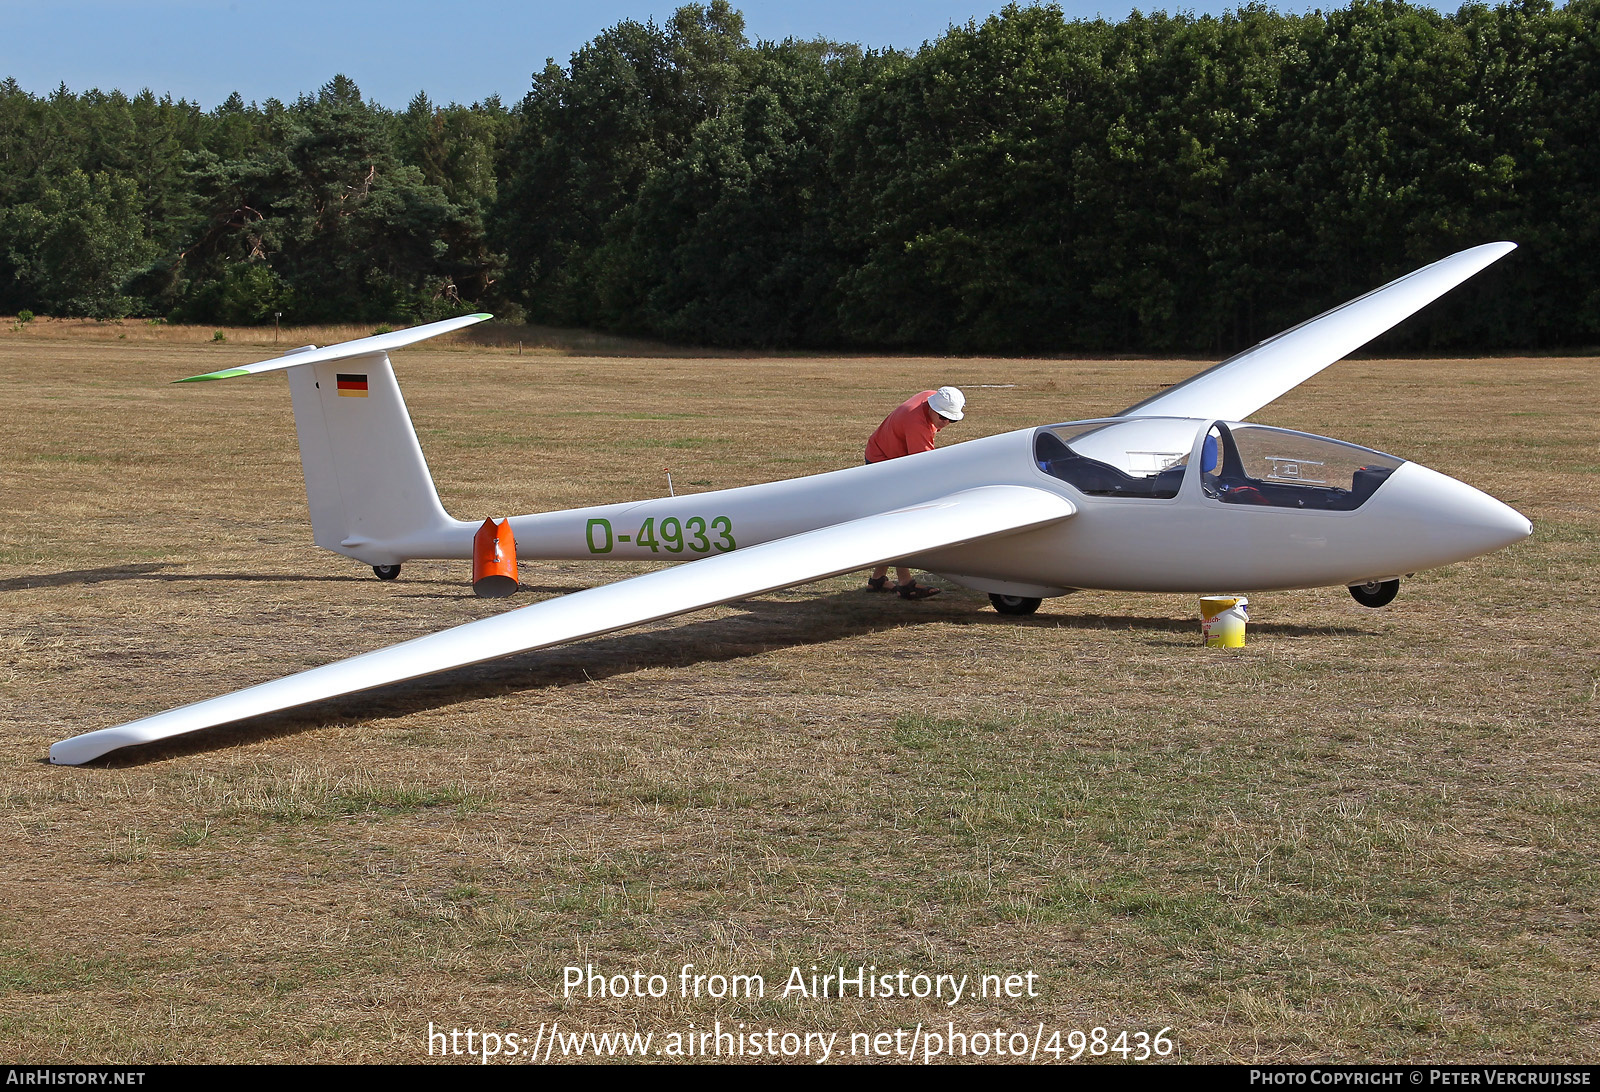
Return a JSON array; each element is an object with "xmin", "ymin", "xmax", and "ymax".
[
  {"xmin": 1034, "ymin": 418, "xmax": 1405, "ymax": 511},
  {"xmin": 1033, "ymin": 417, "xmax": 1196, "ymax": 499}
]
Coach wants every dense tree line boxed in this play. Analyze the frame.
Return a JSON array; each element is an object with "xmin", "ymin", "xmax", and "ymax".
[
  {"xmin": 0, "ymin": 75, "xmax": 510, "ymax": 324},
  {"xmin": 2, "ymin": 0, "xmax": 1597, "ymax": 350}
]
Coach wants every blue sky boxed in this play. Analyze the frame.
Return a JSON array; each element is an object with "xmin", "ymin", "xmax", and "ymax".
[{"xmin": 0, "ymin": 0, "xmax": 1353, "ymax": 110}]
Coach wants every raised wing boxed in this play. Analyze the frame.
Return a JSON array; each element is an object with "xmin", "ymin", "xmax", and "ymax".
[
  {"xmin": 177, "ymin": 313, "xmax": 492, "ymax": 382},
  {"xmin": 50, "ymin": 485, "xmax": 1075, "ymax": 765},
  {"xmin": 1119, "ymin": 242, "xmax": 1516, "ymax": 421}
]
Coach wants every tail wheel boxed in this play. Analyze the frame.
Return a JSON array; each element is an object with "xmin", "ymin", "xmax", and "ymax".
[
  {"xmin": 989, "ymin": 593, "xmax": 1042, "ymax": 616},
  {"xmin": 373, "ymin": 564, "xmax": 402, "ymax": 581},
  {"xmin": 1348, "ymin": 579, "xmax": 1399, "ymax": 608}
]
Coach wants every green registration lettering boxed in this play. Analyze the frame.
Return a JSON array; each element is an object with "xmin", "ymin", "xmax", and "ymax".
[
  {"xmin": 660, "ymin": 516, "xmax": 684, "ymax": 553},
  {"xmin": 615, "ymin": 514, "xmax": 731, "ymax": 553},
  {"xmin": 685, "ymin": 516, "xmax": 710, "ymax": 552},
  {"xmin": 585, "ymin": 518, "xmax": 613, "ymax": 554}
]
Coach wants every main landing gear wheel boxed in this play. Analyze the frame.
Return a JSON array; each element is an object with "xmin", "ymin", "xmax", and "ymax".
[
  {"xmin": 372, "ymin": 564, "xmax": 402, "ymax": 581},
  {"xmin": 1348, "ymin": 579, "xmax": 1399, "ymax": 608},
  {"xmin": 989, "ymin": 593, "xmax": 1042, "ymax": 616}
]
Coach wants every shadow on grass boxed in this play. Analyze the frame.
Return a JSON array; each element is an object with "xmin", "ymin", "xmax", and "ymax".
[
  {"xmin": 396, "ymin": 583, "xmax": 589, "ymax": 599},
  {"xmin": 0, "ymin": 563, "xmax": 181, "ymax": 592},
  {"xmin": 0, "ymin": 563, "xmax": 474, "ymax": 593},
  {"xmin": 72, "ymin": 585, "xmax": 1375, "ymax": 767}
]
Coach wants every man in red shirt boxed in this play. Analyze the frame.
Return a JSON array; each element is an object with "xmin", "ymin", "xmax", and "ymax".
[{"xmin": 864, "ymin": 386, "xmax": 965, "ymax": 599}]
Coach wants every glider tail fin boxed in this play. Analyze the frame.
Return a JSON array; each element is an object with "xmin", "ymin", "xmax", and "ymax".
[
  {"xmin": 180, "ymin": 314, "xmax": 490, "ymax": 564},
  {"xmin": 284, "ymin": 351, "xmax": 454, "ymax": 564}
]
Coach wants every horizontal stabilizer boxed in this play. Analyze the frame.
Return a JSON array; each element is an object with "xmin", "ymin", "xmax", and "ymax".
[
  {"xmin": 49, "ymin": 485, "xmax": 1075, "ymax": 764},
  {"xmin": 178, "ymin": 313, "xmax": 492, "ymax": 382},
  {"xmin": 1119, "ymin": 242, "xmax": 1516, "ymax": 421}
]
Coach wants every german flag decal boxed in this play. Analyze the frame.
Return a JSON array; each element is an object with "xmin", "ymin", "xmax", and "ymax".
[{"xmin": 335, "ymin": 373, "xmax": 369, "ymax": 397}]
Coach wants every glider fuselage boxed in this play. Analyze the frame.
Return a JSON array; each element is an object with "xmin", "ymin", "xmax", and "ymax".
[{"xmin": 379, "ymin": 419, "xmax": 1530, "ymax": 597}]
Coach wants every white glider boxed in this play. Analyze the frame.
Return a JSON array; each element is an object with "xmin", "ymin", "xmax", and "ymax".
[{"xmin": 49, "ymin": 242, "xmax": 1529, "ymax": 765}]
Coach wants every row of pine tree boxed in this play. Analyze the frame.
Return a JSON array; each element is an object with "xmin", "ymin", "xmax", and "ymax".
[{"xmin": 2, "ymin": 1, "xmax": 1596, "ymax": 352}]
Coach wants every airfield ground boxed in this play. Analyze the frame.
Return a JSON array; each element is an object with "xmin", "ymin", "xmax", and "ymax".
[{"xmin": 1, "ymin": 320, "xmax": 1595, "ymax": 1063}]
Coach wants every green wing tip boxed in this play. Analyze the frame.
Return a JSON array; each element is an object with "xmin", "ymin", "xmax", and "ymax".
[
  {"xmin": 470, "ymin": 312, "xmax": 493, "ymax": 320},
  {"xmin": 175, "ymin": 368, "xmax": 249, "ymax": 383}
]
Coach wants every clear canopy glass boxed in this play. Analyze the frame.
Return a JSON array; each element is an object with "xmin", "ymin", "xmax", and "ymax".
[
  {"xmin": 1034, "ymin": 419, "xmax": 1404, "ymax": 510},
  {"xmin": 1201, "ymin": 423, "xmax": 1403, "ymax": 510},
  {"xmin": 1033, "ymin": 418, "xmax": 1202, "ymax": 499}
]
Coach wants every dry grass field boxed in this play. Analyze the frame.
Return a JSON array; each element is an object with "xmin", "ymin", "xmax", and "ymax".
[{"xmin": 1, "ymin": 319, "xmax": 1595, "ymax": 1064}]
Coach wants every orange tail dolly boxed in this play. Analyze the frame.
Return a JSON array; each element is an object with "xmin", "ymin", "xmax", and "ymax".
[{"xmin": 472, "ymin": 518, "xmax": 519, "ymax": 598}]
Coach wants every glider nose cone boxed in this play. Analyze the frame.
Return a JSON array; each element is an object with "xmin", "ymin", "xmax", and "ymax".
[
  {"xmin": 1381, "ymin": 463, "xmax": 1532, "ymax": 563},
  {"xmin": 1472, "ymin": 492, "xmax": 1534, "ymax": 550}
]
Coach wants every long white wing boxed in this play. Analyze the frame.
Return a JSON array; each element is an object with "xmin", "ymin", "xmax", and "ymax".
[
  {"xmin": 1119, "ymin": 242, "xmax": 1516, "ymax": 421},
  {"xmin": 177, "ymin": 313, "xmax": 492, "ymax": 382},
  {"xmin": 50, "ymin": 485, "xmax": 1075, "ymax": 765}
]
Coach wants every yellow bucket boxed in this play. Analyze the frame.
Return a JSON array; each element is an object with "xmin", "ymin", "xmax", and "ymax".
[{"xmin": 1200, "ymin": 596, "xmax": 1249, "ymax": 648}]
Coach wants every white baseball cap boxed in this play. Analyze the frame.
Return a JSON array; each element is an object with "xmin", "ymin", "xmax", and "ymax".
[{"xmin": 927, "ymin": 386, "xmax": 965, "ymax": 421}]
